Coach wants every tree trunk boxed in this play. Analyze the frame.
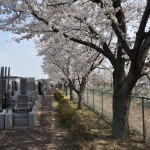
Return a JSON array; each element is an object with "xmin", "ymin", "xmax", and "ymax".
[
  {"xmin": 63, "ymin": 83, "xmax": 67, "ymax": 96},
  {"xmin": 77, "ymin": 77, "xmax": 87, "ymax": 109},
  {"xmin": 112, "ymin": 65, "xmax": 139, "ymax": 139},
  {"xmin": 69, "ymin": 86, "xmax": 73, "ymax": 100},
  {"xmin": 112, "ymin": 92, "xmax": 131, "ymax": 138},
  {"xmin": 65, "ymin": 86, "xmax": 67, "ymax": 96},
  {"xmin": 78, "ymin": 90, "xmax": 84, "ymax": 109}
]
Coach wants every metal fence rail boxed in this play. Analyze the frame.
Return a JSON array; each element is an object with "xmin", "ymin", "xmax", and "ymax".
[{"xmin": 64, "ymin": 87, "xmax": 150, "ymax": 142}]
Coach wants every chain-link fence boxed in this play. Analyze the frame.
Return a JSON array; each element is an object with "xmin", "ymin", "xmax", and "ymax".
[{"xmin": 63, "ymin": 86, "xmax": 150, "ymax": 142}]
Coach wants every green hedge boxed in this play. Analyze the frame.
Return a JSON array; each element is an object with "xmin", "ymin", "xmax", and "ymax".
[
  {"xmin": 54, "ymin": 88, "xmax": 91, "ymax": 139},
  {"xmin": 54, "ymin": 88, "xmax": 64, "ymax": 100}
]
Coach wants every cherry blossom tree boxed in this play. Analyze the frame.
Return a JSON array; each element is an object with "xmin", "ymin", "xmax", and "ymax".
[
  {"xmin": 0, "ymin": 0, "xmax": 150, "ymax": 139},
  {"xmin": 37, "ymin": 37, "xmax": 104, "ymax": 108}
]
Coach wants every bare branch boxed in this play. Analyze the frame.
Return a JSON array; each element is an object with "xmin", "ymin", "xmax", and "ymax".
[
  {"xmin": 109, "ymin": 16, "xmax": 133, "ymax": 59},
  {"xmin": 47, "ymin": 0, "xmax": 78, "ymax": 7},
  {"xmin": 78, "ymin": 75, "xmax": 81, "ymax": 85},
  {"xmin": 139, "ymin": 72, "xmax": 150, "ymax": 81},
  {"xmin": 47, "ymin": 2, "xmax": 69, "ymax": 7},
  {"xmin": 146, "ymin": 74, "xmax": 150, "ymax": 81},
  {"xmin": 89, "ymin": 57, "xmax": 104, "ymax": 73},
  {"xmin": 108, "ymin": 32, "xmax": 113, "ymax": 46},
  {"xmin": 10, "ymin": 9, "xmax": 24, "ymax": 22},
  {"xmin": 102, "ymin": 42, "xmax": 116, "ymax": 67},
  {"xmin": 139, "ymin": 36, "xmax": 150, "ymax": 57},
  {"xmin": 133, "ymin": 0, "xmax": 150, "ymax": 53}
]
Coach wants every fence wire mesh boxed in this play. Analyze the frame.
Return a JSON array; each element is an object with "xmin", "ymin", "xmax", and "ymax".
[
  {"xmin": 129, "ymin": 97, "xmax": 143, "ymax": 139},
  {"xmin": 64, "ymin": 86, "xmax": 150, "ymax": 142}
]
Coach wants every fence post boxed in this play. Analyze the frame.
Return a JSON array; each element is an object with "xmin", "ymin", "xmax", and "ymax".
[
  {"xmin": 142, "ymin": 97, "xmax": 146, "ymax": 142},
  {"xmin": 93, "ymin": 90, "xmax": 94, "ymax": 110},
  {"xmin": 102, "ymin": 92, "xmax": 104, "ymax": 117}
]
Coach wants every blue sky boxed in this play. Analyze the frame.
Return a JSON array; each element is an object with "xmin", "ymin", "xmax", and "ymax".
[{"xmin": 0, "ymin": 31, "xmax": 48, "ymax": 79}]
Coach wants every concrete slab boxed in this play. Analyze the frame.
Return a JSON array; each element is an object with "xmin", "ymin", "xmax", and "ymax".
[
  {"xmin": 0, "ymin": 109, "xmax": 7, "ymax": 130},
  {"xmin": 5, "ymin": 108, "xmax": 13, "ymax": 129},
  {"xmin": 14, "ymin": 117, "xmax": 28, "ymax": 126},
  {"xmin": 29, "ymin": 105, "xmax": 36, "ymax": 128}
]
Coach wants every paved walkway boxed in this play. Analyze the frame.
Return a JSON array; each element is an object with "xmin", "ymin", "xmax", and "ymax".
[{"xmin": 0, "ymin": 94, "xmax": 68, "ymax": 150}]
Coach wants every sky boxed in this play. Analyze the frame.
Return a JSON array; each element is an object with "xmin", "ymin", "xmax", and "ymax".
[{"xmin": 0, "ymin": 31, "xmax": 48, "ymax": 79}]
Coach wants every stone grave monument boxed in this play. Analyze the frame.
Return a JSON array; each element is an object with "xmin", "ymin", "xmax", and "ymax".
[{"xmin": 14, "ymin": 78, "xmax": 32, "ymax": 113}]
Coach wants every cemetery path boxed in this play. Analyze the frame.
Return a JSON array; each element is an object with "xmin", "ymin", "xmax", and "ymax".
[{"xmin": 0, "ymin": 94, "xmax": 69, "ymax": 150}]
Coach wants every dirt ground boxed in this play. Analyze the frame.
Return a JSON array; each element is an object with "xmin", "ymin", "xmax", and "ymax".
[{"xmin": 0, "ymin": 94, "xmax": 69, "ymax": 150}]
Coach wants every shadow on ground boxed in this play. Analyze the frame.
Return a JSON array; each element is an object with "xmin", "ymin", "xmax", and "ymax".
[{"xmin": 0, "ymin": 94, "xmax": 69, "ymax": 150}]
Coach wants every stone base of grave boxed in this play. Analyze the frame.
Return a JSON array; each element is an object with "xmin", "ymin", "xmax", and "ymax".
[
  {"xmin": 13, "ymin": 113, "xmax": 29, "ymax": 126},
  {"xmin": 29, "ymin": 105, "xmax": 37, "ymax": 128},
  {"xmin": 5, "ymin": 108, "xmax": 13, "ymax": 129},
  {"xmin": 0, "ymin": 100, "xmax": 39, "ymax": 130},
  {"xmin": 13, "ymin": 101, "xmax": 39, "ymax": 128},
  {"xmin": 0, "ymin": 109, "xmax": 7, "ymax": 130}
]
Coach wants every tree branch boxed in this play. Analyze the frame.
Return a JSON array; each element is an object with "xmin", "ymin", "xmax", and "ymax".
[
  {"xmin": 78, "ymin": 75, "xmax": 81, "ymax": 86},
  {"xmin": 139, "ymin": 36, "xmax": 150, "ymax": 58},
  {"xmin": 47, "ymin": 0, "xmax": 78, "ymax": 7},
  {"xmin": 133, "ymin": 0, "xmax": 150, "ymax": 53},
  {"xmin": 89, "ymin": 1, "xmax": 133, "ymax": 60},
  {"xmin": 90, "ymin": 57, "xmax": 104, "ymax": 73},
  {"xmin": 89, "ymin": 0, "xmax": 103, "ymax": 8},
  {"xmin": 73, "ymin": 16, "xmax": 99, "ymax": 38},
  {"xmin": 110, "ymin": 17, "xmax": 133, "ymax": 59},
  {"xmin": 88, "ymin": 53, "xmax": 101, "ymax": 72},
  {"xmin": 47, "ymin": 2, "xmax": 69, "ymax": 7},
  {"xmin": 63, "ymin": 33, "xmax": 116, "ymax": 67},
  {"xmin": 102, "ymin": 42, "xmax": 116, "ymax": 67},
  {"xmin": 24, "ymin": 0, "xmax": 49, "ymax": 25},
  {"xmin": 68, "ymin": 79, "xmax": 79, "ymax": 94},
  {"xmin": 139, "ymin": 72, "xmax": 150, "ymax": 81}
]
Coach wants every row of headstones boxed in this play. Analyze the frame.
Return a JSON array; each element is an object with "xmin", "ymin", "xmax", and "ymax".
[{"xmin": 0, "ymin": 76, "xmax": 39, "ymax": 113}]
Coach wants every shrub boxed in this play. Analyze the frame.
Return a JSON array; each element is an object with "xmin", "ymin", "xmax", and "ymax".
[
  {"xmin": 54, "ymin": 88, "xmax": 64, "ymax": 101},
  {"xmin": 58, "ymin": 96, "xmax": 91, "ymax": 139},
  {"xmin": 69, "ymin": 118, "xmax": 91, "ymax": 139},
  {"xmin": 59, "ymin": 97, "xmax": 75, "ymax": 125},
  {"xmin": 54, "ymin": 89, "xmax": 92, "ymax": 139}
]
